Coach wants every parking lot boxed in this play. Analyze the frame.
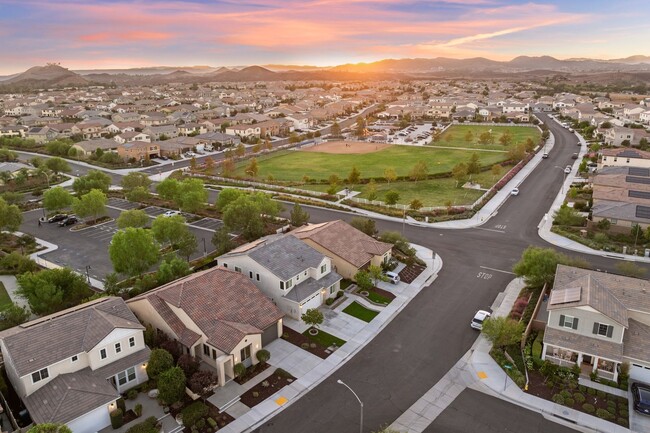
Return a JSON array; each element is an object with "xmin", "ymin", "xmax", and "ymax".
[
  {"xmin": 390, "ymin": 122, "xmax": 434, "ymax": 145},
  {"xmin": 21, "ymin": 203, "xmax": 223, "ymax": 284}
]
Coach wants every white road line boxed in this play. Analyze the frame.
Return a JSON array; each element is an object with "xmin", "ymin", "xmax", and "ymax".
[
  {"xmin": 474, "ymin": 227, "xmax": 506, "ymax": 233},
  {"xmin": 480, "ymin": 266, "xmax": 515, "ymax": 275}
]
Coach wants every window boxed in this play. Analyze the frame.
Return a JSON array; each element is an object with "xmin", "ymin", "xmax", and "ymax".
[
  {"xmin": 235, "ymin": 266, "xmax": 242, "ymax": 273},
  {"xmin": 71, "ymin": 355, "xmax": 78, "ymax": 362},
  {"xmin": 129, "ymin": 337, "xmax": 135, "ymax": 348},
  {"xmin": 115, "ymin": 343, "xmax": 122, "ymax": 354},
  {"xmin": 280, "ymin": 281, "xmax": 284, "ymax": 290},
  {"xmin": 203, "ymin": 344, "xmax": 210, "ymax": 356},
  {"xmin": 31, "ymin": 368, "xmax": 49, "ymax": 383},
  {"xmin": 321, "ymin": 264, "xmax": 327, "ymax": 273},
  {"xmin": 100, "ymin": 348, "xmax": 107, "ymax": 360},
  {"xmin": 118, "ymin": 367, "xmax": 136, "ymax": 386},
  {"xmin": 240, "ymin": 345, "xmax": 251, "ymax": 362},
  {"xmin": 286, "ymin": 279, "xmax": 293, "ymax": 289},
  {"xmin": 593, "ymin": 322, "xmax": 614, "ymax": 338},
  {"xmin": 256, "ymin": 273, "xmax": 260, "ymax": 281},
  {"xmin": 127, "ymin": 367, "xmax": 136, "ymax": 382},
  {"xmin": 330, "ymin": 285, "xmax": 336, "ymax": 295},
  {"xmin": 223, "ymin": 263, "xmax": 228, "ymax": 268},
  {"xmin": 249, "ymin": 271, "xmax": 253, "ymax": 279},
  {"xmin": 559, "ymin": 314, "xmax": 578, "ymax": 330}
]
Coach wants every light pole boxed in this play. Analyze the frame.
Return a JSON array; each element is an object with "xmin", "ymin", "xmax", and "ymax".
[
  {"xmin": 203, "ymin": 238, "xmax": 207, "ymax": 256},
  {"xmin": 85, "ymin": 265, "xmax": 92, "ymax": 284},
  {"xmin": 337, "ymin": 379, "xmax": 363, "ymax": 433}
]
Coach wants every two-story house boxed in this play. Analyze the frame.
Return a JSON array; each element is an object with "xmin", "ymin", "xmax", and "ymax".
[
  {"xmin": 117, "ymin": 141, "xmax": 160, "ymax": 161},
  {"xmin": 542, "ymin": 265, "xmax": 650, "ymax": 383},
  {"xmin": 127, "ymin": 267, "xmax": 283, "ymax": 387},
  {"xmin": 0, "ymin": 297, "xmax": 150, "ymax": 433},
  {"xmin": 218, "ymin": 234, "xmax": 342, "ymax": 319}
]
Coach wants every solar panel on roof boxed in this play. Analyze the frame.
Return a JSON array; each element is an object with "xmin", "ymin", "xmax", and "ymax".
[
  {"xmin": 636, "ymin": 205, "xmax": 650, "ymax": 219},
  {"xmin": 549, "ymin": 287, "xmax": 581, "ymax": 305},
  {"xmin": 620, "ymin": 151, "xmax": 643, "ymax": 159},
  {"xmin": 629, "ymin": 167, "xmax": 650, "ymax": 177},
  {"xmin": 629, "ymin": 190, "xmax": 650, "ymax": 200},
  {"xmin": 626, "ymin": 176, "xmax": 650, "ymax": 185}
]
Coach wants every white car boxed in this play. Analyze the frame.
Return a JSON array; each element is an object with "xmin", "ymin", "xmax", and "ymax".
[
  {"xmin": 385, "ymin": 271, "xmax": 400, "ymax": 284},
  {"xmin": 511, "ymin": 188, "xmax": 519, "ymax": 196},
  {"xmin": 564, "ymin": 166, "xmax": 571, "ymax": 174},
  {"xmin": 471, "ymin": 310, "xmax": 491, "ymax": 330},
  {"xmin": 162, "ymin": 210, "xmax": 181, "ymax": 218}
]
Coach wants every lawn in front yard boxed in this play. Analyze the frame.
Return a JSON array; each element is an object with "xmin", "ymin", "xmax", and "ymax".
[
  {"xmin": 303, "ymin": 327, "xmax": 346, "ymax": 348},
  {"xmin": 0, "ymin": 282, "xmax": 12, "ymax": 309},
  {"xmin": 343, "ymin": 301, "xmax": 380, "ymax": 322},
  {"xmin": 434, "ymin": 125, "xmax": 541, "ymax": 151}
]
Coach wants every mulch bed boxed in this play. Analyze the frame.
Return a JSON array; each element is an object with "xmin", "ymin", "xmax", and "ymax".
[
  {"xmin": 239, "ymin": 370, "xmax": 296, "ymax": 408},
  {"xmin": 281, "ymin": 327, "xmax": 330, "ymax": 359},
  {"xmin": 123, "ymin": 409, "xmax": 138, "ymax": 424},
  {"xmin": 235, "ymin": 362, "xmax": 271, "ymax": 385},
  {"xmin": 398, "ymin": 264, "xmax": 426, "ymax": 283},
  {"xmin": 370, "ymin": 286, "xmax": 396, "ymax": 301}
]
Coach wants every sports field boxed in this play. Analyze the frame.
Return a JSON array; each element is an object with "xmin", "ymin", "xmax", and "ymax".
[
  {"xmin": 433, "ymin": 125, "xmax": 541, "ymax": 151},
  {"xmin": 233, "ymin": 141, "xmax": 509, "ymax": 182}
]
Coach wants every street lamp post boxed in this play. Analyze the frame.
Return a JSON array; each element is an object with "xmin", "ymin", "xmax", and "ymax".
[
  {"xmin": 203, "ymin": 238, "xmax": 207, "ymax": 256},
  {"xmin": 337, "ymin": 379, "xmax": 363, "ymax": 433},
  {"xmin": 85, "ymin": 265, "xmax": 92, "ymax": 284}
]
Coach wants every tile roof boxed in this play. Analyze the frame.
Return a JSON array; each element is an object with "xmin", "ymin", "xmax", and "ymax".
[
  {"xmin": 544, "ymin": 327, "xmax": 623, "ymax": 361},
  {"xmin": 291, "ymin": 220, "xmax": 392, "ymax": 268},
  {"xmin": 0, "ymin": 297, "xmax": 143, "ymax": 377},
  {"xmin": 128, "ymin": 267, "xmax": 283, "ymax": 353}
]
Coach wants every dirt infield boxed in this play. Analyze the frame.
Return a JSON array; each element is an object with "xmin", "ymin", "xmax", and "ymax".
[{"xmin": 299, "ymin": 140, "xmax": 392, "ymax": 154}]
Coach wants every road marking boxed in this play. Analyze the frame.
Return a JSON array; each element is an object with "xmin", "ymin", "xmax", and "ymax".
[
  {"xmin": 475, "ymin": 227, "xmax": 505, "ymax": 233},
  {"xmin": 477, "ymin": 272, "xmax": 493, "ymax": 280},
  {"xmin": 494, "ymin": 224, "xmax": 507, "ymax": 230},
  {"xmin": 480, "ymin": 266, "xmax": 515, "ymax": 275}
]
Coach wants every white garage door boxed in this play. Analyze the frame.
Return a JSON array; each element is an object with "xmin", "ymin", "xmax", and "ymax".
[
  {"xmin": 630, "ymin": 363, "xmax": 650, "ymax": 384},
  {"xmin": 300, "ymin": 292, "xmax": 322, "ymax": 315},
  {"xmin": 67, "ymin": 404, "xmax": 112, "ymax": 433}
]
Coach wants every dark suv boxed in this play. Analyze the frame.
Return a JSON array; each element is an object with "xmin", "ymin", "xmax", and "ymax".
[
  {"xmin": 632, "ymin": 382, "xmax": 650, "ymax": 415},
  {"xmin": 58, "ymin": 215, "xmax": 79, "ymax": 227},
  {"xmin": 47, "ymin": 214, "xmax": 68, "ymax": 223}
]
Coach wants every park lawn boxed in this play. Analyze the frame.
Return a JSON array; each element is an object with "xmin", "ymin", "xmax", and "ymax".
[
  {"xmin": 0, "ymin": 282, "xmax": 13, "ymax": 309},
  {"xmin": 303, "ymin": 328, "xmax": 346, "ymax": 348},
  {"xmin": 234, "ymin": 145, "xmax": 509, "ymax": 182},
  {"xmin": 343, "ymin": 301, "xmax": 380, "ymax": 322},
  {"xmin": 434, "ymin": 125, "xmax": 541, "ymax": 151}
]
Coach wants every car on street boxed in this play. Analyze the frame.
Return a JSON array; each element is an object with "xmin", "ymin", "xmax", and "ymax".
[
  {"xmin": 572, "ymin": 153, "xmax": 579, "ymax": 159},
  {"xmin": 47, "ymin": 214, "xmax": 68, "ymax": 223},
  {"xmin": 542, "ymin": 152, "xmax": 549, "ymax": 159},
  {"xmin": 471, "ymin": 310, "xmax": 491, "ymax": 330},
  {"xmin": 58, "ymin": 215, "xmax": 78, "ymax": 227},
  {"xmin": 511, "ymin": 188, "xmax": 519, "ymax": 196},
  {"xmin": 384, "ymin": 271, "xmax": 400, "ymax": 284},
  {"xmin": 162, "ymin": 210, "xmax": 181, "ymax": 218},
  {"xmin": 564, "ymin": 166, "xmax": 572, "ymax": 174},
  {"xmin": 632, "ymin": 383, "xmax": 650, "ymax": 415}
]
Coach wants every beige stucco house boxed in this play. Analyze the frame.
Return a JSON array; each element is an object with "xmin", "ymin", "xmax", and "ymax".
[
  {"xmin": 291, "ymin": 220, "xmax": 393, "ymax": 281},
  {"xmin": 127, "ymin": 267, "xmax": 284, "ymax": 386},
  {"xmin": 542, "ymin": 265, "xmax": 650, "ymax": 383},
  {"xmin": 0, "ymin": 297, "xmax": 150, "ymax": 433}
]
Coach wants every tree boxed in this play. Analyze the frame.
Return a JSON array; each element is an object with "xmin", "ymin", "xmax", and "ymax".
[
  {"xmin": 290, "ymin": 202, "xmax": 310, "ymax": 227},
  {"xmin": 330, "ymin": 122, "xmax": 341, "ymax": 137},
  {"xmin": 524, "ymin": 137, "xmax": 535, "ymax": 152},
  {"xmin": 109, "ymin": 228, "xmax": 160, "ymax": 276},
  {"xmin": 204, "ymin": 156, "xmax": 216, "ymax": 173},
  {"xmin": 350, "ymin": 217, "xmax": 377, "ymax": 236},
  {"xmin": 366, "ymin": 179, "xmax": 378, "ymax": 201},
  {"xmin": 215, "ymin": 188, "xmax": 243, "ymax": 211},
  {"xmin": 72, "ymin": 170, "xmax": 111, "ymax": 195},
  {"xmin": 176, "ymin": 179, "xmax": 208, "ymax": 213},
  {"xmin": 512, "ymin": 246, "xmax": 574, "ymax": 287},
  {"xmin": 211, "ymin": 227, "xmax": 234, "ymax": 255},
  {"xmin": 383, "ymin": 167, "xmax": 397, "ymax": 185},
  {"xmin": 554, "ymin": 204, "xmax": 585, "ymax": 226},
  {"xmin": 43, "ymin": 186, "xmax": 74, "ymax": 212},
  {"xmin": 16, "ymin": 267, "xmax": 92, "ymax": 315},
  {"xmin": 328, "ymin": 174, "xmax": 340, "ymax": 186},
  {"xmin": 222, "ymin": 196, "xmax": 266, "ymax": 241},
  {"xmin": 481, "ymin": 316, "xmax": 525, "ymax": 349},
  {"xmin": 507, "ymin": 143, "xmax": 526, "ymax": 162},
  {"xmin": 354, "ymin": 270, "xmax": 373, "ymax": 290},
  {"xmin": 152, "ymin": 215, "xmax": 188, "ymax": 247},
  {"xmin": 126, "ymin": 186, "xmax": 150, "ymax": 202},
  {"xmin": 158, "ymin": 366, "xmax": 186, "ymax": 404},
  {"xmin": 444, "ymin": 133, "xmax": 454, "ymax": 143},
  {"xmin": 466, "ymin": 153, "xmax": 480, "ymax": 175},
  {"xmin": 27, "ymin": 424, "xmax": 73, "ymax": 433},
  {"xmin": 0, "ymin": 197, "xmax": 22, "ymax": 232},
  {"xmin": 368, "ymin": 264, "xmax": 388, "ymax": 287},
  {"xmin": 245, "ymin": 157, "xmax": 259, "ymax": 178},
  {"xmin": 176, "ymin": 231, "xmax": 198, "ymax": 261},
  {"xmin": 301, "ymin": 308, "xmax": 324, "ymax": 329},
  {"xmin": 347, "ymin": 166, "xmax": 361, "ymax": 184},
  {"xmin": 73, "ymin": 189, "xmax": 107, "ymax": 222},
  {"xmin": 116, "ymin": 209, "xmax": 149, "ymax": 229},
  {"xmin": 464, "ymin": 130, "xmax": 473, "ymax": 143},
  {"xmin": 491, "ymin": 164, "xmax": 503, "ymax": 180},
  {"xmin": 146, "ymin": 348, "xmax": 174, "ymax": 380},
  {"xmin": 121, "ymin": 172, "xmax": 151, "ymax": 192},
  {"xmin": 157, "ymin": 255, "xmax": 191, "ymax": 285},
  {"xmin": 478, "ymin": 131, "xmax": 494, "ymax": 145},
  {"xmin": 409, "ymin": 161, "xmax": 428, "ymax": 183},
  {"xmin": 189, "ymin": 157, "xmax": 197, "ymax": 171},
  {"xmin": 410, "ymin": 199, "xmax": 423, "ymax": 211},
  {"xmin": 355, "ymin": 117, "xmax": 366, "ymax": 137},
  {"xmin": 385, "ymin": 190, "xmax": 400, "ymax": 205},
  {"xmin": 498, "ymin": 130, "xmax": 513, "ymax": 146},
  {"xmin": 452, "ymin": 162, "xmax": 468, "ymax": 186},
  {"xmin": 156, "ymin": 178, "xmax": 180, "ymax": 202},
  {"xmin": 235, "ymin": 143, "xmax": 246, "ymax": 157},
  {"xmin": 0, "ymin": 303, "xmax": 29, "ymax": 331},
  {"xmin": 189, "ymin": 371, "xmax": 216, "ymax": 396},
  {"xmin": 45, "ymin": 157, "xmax": 70, "ymax": 175},
  {"xmin": 221, "ymin": 158, "xmax": 235, "ymax": 177}
]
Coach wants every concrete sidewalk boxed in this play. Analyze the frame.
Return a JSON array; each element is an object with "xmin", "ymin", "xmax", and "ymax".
[
  {"xmin": 217, "ymin": 245, "xmax": 442, "ymax": 433},
  {"xmin": 390, "ymin": 277, "xmax": 631, "ymax": 433}
]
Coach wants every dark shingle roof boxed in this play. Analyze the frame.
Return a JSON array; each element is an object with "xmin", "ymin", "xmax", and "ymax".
[
  {"xmin": 544, "ymin": 327, "xmax": 623, "ymax": 361},
  {"xmin": 247, "ymin": 235, "xmax": 325, "ymax": 280},
  {"xmin": 285, "ymin": 271, "xmax": 342, "ymax": 303}
]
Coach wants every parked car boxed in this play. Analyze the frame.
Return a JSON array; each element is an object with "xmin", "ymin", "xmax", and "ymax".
[
  {"xmin": 58, "ymin": 215, "xmax": 78, "ymax": 227},
  {"xmin": 471, "ymin": 310, "xmax": 491, "ymax": 330},
  {"xmin": 160, "ymin": 155, "xmax": 169, "ymax": 161},
  {"xmin": 47, "ymin": 214, "xmax": 68, "ymax": 223},
  {"xmin": 632, "ymin": 383, "xmax": 650, "ymax": 415},
  {"xmin": 510, "ymin": 188, "xmax": 519, "ymax": 196},
  {"xmin": 572, "ymin": 153, "xmax": 579, "ymax": 159},
  {"xmin": 564, "ymin": 166, "xmax": 572, "ymax": 174},
  {"xmin": 385, "ymin": 271, "xmax": 400, "ymax": 284},
  {"xmin": 542, "ymin": 152, "xmax": 549, "ymax": 159},
  {"xmin": 162, "ymin": 210, "xmax": 181, "ymax": 218}
]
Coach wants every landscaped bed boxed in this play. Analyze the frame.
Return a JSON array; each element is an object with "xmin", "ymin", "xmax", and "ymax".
[
  {"xmin": 303, "ymin": 327, "xmax": 346, "ymax": 348},
  {"xmin": 343, "ymin": 301, "xmax": 379, "ymax": 322},
  {"xmin": 234, "ymin": 361, "xmax": 271, "ymax": 385},
  {"xmin": 361, "ymin": 286, "xmax": 395, "ymax": 305},
  {"xmin": 281, "ymin": 327, "xmax": 334, "ymax": 359},
  {"xmin": 239, "ymin": 368, "xmax": 296, "ymax": 408},
  {"xmin": 398, "ymin": 263, "xmax": 426, "ymax": 283}
]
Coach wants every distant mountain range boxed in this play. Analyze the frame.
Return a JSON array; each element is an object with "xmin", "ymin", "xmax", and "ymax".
[{"xmin": 1, "ymin": 55, "xmax": 650, "ymax": 89}]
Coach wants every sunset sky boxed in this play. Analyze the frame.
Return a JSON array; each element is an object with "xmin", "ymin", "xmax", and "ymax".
[{"xmin": 0, "ymin": 0, "xmax": 648, "ymax": 74}]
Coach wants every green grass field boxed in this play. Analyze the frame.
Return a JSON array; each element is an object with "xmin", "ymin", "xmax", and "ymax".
[
  {"xmin": 304, "ymin": 328, "xmax": 346, "ymax": 347},
  {"xmin": 434, "ymin": 125, "xmax": 541, "ymax": 151},
  {"xmin": 234, "ymin": 146, "xmax": 509, "ymax": 182},
  {"xmin": 343, "ymin": 301, "xmax": 380, "ymax": 322}
]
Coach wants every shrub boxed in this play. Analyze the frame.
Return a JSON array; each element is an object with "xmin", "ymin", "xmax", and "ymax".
[
  {"xmin": 300, "ymin": 342, "xmax": 309, "ymax": 349},
  {"xmin": 564, "ymin": 398, "xmax": 575, "ymax": 406},
  {"xmin": 620, "ymin": 409, "xmax": 629, "ymax": 418},
  {"xmin": 325, "ymin": 298, "xmax": 334, "ymax": 306},
  {"xmin": 579, "ymin": 385, "xmax": 587, "ymax": 393},
  {"xmin": 127, "ymin": 389, "xmax": 138, "ymax": 400},
  {"xmin": 158, "ymin": 367, "xmax": 186, "ymax": 405},
  {"xmin": 195, "ymin": 419, "xmax": 206, "ymax": 429},
  {"xmin": 275, "ymin": 368, "xmax": 292, "ymax": 378},
  {"xmin": 582, "ymin": 403, "xmax": 595, "ymax": 413},
  {"xmin": 182, "ymin": 402, "xmax": 209, "ymax": 427},
  {"xmin": 596, "ymin": 408, "xmax": 612, "ymax": 420},
  {"xmin": 587, "ymin": 387, "xmax": 596, "ymax": 395},
  {"xmin": 207, "ymin": 418, "xmax": 217, "ymax": 428},
  {"xmin": 560, "ymin": 390, "xmax": 571, "ymax": 399},
  {"xmin": 117, "ymin": 398, "xmax": 126, "ymax": 413},
  {"xmin": 256, "ymin": 349, "xmax": 270, "ymax": 365},
  {"xmin": 336, "ymin": 290, "xmax": 344, "ymax": 299},
  {"xmin": 261, "ymin": 380, "xmax": 270, "ymax": 388},
  {"xmin": 110, "ymin": 409, "xmax": 124, "ymax": 429},
  {"xmin": 146, "ymin": 349, "xmax": 174, "ymax": 380},
  {"xmin": 573, "ymin": 393, "xmax": 585, "ymax": 404},
  {"xmin": 234, "ymin": 362, "xmax": 246, "ymax": 378},
  {"xmin": 125, "ymin": 416, "xmax": 159, "ymax": 433},
  {"xmin": 552, "ymin": 394, "xmax": 564, "ymax": 405},
  {"xmin": 607, "ymin": 406, "xmax": 616, "ymax": 415},
  {"xmin": 134, "ymin": 403, "xmax": 143, "ymax": 417},
  {"xmin": 589, "ymin": 371, "xmax": 598, "ymax": 381},
  {"xmin": 597, "ymin": 390, "xmax": 606, "ymax": 398},
  {"xmin": 177, "ymin": 353, "xmax": 200, "ymax": 378},
  {"xmin": 252, "ymin": 391, "xmax": 259, "ymax": 398},
  {"xmin": 617, "ymin": 418, "xmax": 629, "ymax": 427}
]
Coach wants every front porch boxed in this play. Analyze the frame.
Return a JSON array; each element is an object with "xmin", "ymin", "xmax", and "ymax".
[{"xmin": 543, "ymin": 344, "xmax": 618, "ymax": 381}]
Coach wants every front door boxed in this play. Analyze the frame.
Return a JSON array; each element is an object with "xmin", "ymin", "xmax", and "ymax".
[
  {"xmin": 583, "ymin": 355, "xmax": 592, "ymax": 365},
  {"xmin": 241, "ymin": 344, "xmax": 252, "ymax": 368}
]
